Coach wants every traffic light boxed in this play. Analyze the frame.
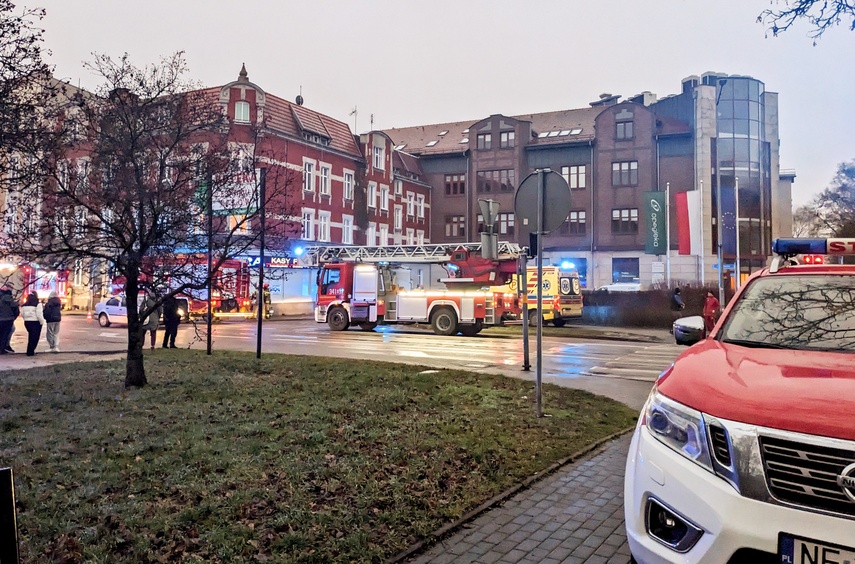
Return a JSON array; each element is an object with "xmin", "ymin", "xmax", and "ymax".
[{"xmin": 802, "ymin": 254, "xmax": 824, "ymax": 265}]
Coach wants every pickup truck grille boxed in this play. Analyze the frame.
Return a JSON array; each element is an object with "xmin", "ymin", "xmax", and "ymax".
[{"xmin": 759, "ymin": 435, "xmax": 855, "ymax": 517}]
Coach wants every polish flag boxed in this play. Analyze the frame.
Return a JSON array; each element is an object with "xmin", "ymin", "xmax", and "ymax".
[{"xmin": 676, "ymin": 191, "xmax": 702, "ymax": 256}]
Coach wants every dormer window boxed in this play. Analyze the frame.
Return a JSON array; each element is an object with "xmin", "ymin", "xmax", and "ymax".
[{"xmin": 235, "ymin": 101, "xmax": 250, "ymax": 123}]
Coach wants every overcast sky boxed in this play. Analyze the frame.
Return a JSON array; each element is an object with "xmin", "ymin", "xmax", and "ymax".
[{"xmin": 29, "ymin": 0, "xmax": 854, "ymax": 208}]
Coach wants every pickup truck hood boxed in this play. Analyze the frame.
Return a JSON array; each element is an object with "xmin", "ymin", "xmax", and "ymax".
[{"xmin": 658, "ymin": 340, "xmax": 855, "ymax": 441}]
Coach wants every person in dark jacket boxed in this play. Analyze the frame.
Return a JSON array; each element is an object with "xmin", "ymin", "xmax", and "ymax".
[
  {"xmin": 670, "ymin": 287, "xmax": 686, "ymax": 328},
  {"xmin": 43, "ymin": 290, "xmax": 62, "ymax": 352},
  {"xmin": 161, "ymin": 294, "xmax": 180, "ymax": 348},
  {"xmin": 0, "ymin": 286, "xmax": 19, "ymax": 354}
]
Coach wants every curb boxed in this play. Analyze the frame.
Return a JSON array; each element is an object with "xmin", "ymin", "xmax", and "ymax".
[{"xmin": 386, "ymin": 426, "xmax": 636, "ymax": 563}]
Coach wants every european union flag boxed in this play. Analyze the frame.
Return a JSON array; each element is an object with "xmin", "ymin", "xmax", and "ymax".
[{"xmin": 720, "ymin": 185, "xmax": 737, "ymax": 255}]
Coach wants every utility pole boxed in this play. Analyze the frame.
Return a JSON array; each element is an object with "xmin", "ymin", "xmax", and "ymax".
[
  {"xmin": 256, "ymin": 168, "xmax": 267, "ymax": 359},
  {"xmin": 206, "ymin": 169, "xmax": 213, "ymax": 355}
]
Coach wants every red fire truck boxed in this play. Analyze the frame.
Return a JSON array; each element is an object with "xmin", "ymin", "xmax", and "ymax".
[{"xmin": 310, "ymin": 242, "xmax": 522, "ymax": 336}]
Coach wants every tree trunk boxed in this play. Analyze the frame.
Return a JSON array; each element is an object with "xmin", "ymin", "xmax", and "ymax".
[{"xmin": 123, "ymin": 265, "xmax": 147, "ymax": 388}]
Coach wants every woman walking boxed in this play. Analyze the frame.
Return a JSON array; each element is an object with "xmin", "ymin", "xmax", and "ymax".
[
  {"xmin": 21, "ymin": 292, "xmax": 45, "ymax": 356},
  {"xmin": 44, "ymin": 290, "xmax": 62, "ymax": 352}
]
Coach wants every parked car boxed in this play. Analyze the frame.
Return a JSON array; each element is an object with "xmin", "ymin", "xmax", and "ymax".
[
  {"xmin": 595, "ymin": 282, "xmax": 642, "ymax": 292},
  {"xmin": 624, "ymin": 238, "xmax": 855, "ymax": 562},
  {"xmin": 93, "ymin": 294, "xmax": 190, "ymax": 327},
  {"xmin": 672, "ymin": 315, "xmax": 705, "ymax": 345}
]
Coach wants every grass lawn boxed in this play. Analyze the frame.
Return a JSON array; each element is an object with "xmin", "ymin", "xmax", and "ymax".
[{"xmin": 1, "ymin": 351, "xmax": 637, "ymax": 563}]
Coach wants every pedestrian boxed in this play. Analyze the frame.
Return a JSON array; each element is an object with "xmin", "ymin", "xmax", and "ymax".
[
  {"xmin": 20, "ymin": 292, "xmax": 45, "ymax": 356},
  {"xmin": 703, "ymin": 291, "xmax": 721, "ymax": 334},
  {"xmin": 0, "ymin": 286, "xmax": 19, "ymax": 354},
  {"xmin": 161, "ymin": 293, "xmax": 180, "ymax": 349},
  {"xmin": 670, "ymin": 287, "xmax": 686, "ymax": 330},
  {"xmin": 140, "ymin": 290, "xmax": 162, "ymax": 350},
  {"xmin": 43, "ymin": 290, "xmax": 62, "ymax": 352}
]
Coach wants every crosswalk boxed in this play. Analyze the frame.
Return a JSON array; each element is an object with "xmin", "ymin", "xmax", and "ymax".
[{"xmin": 585, "ymin": 343, "xmax": 685, "ymax": 381}]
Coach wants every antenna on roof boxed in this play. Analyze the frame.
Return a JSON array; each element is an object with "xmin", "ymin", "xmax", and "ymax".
[
  {"xmin": 370, "ymin": 113, "xmax": 374, "ymax": 131},
  {"xmin": 296, "ymin": 85, "xmax": 303, "ymax": 106},
  {"xmin": 349, "ymin": 106, "xmax": 357, "ymax": 133}
]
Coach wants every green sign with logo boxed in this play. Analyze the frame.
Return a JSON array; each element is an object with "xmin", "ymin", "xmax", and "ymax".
[{"xmin": 644, "ymin": 191, "xmax": 666, "ymax": 255}]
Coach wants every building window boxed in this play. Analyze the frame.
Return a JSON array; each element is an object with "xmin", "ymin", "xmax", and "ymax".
[
  {"xmin": 366, "ymin": 222, "xmax": 376, "ymax": 245},
  {"xmin": 368, "ymin": 182, "xmax": 377, "ymax": 209},
  {"xmin": 343, "ymin": 171, "xmax": 354, "ymax": 200},
  {"xmin": 302, "ymin": 209, "xmax": 315, "ymax": 240},
  {"xmin": 416, "ymin": 230, "xmax": 424, "ymax": 245},
  {"xmin": 394, "ymin": 179, "xmax": 403, "ymax": 195},
  {"xmin": 476, "ymin": 169, "xmax": 515, "ymax": 193},
  {"xmin": 319, "ymin": 165, "xmax": 331, "ymax": 196},
  {"xmin": 406, "ymin": 228, "xmax": 415, "ymax": 245},
  {"xmin": 445, "ymin": 215, "xmax": 465, "ymax": 238},
  {"xmin": 74, "ymin": 206, "xmax": 88, "ymax": 238},
  {"xmin": 612, "ymin": 257, "xmax": 640, "ymax": 284},
  {"xmin": 394, "ymin": 206, "xmax": 402, "ymax": 231},
  {"xmin": 612, "ymin": 161, "xmax": 638, "ymax": 186},
  {"xmin": 228, "ymin": 214, "xmax": 248, "ymax": 235},
  {"xmin": 380, "ymin": 184, "xmax": 389, "ymax": 211},
  {"xmin": 564, "ymin": 211, "xmax": 586, "ymax": 235},
  {"xmin": 303, "ymin": 161, "xmax": 315, "ymax": 192},
  {"xmin": 611, "ymin": 208, "xmax": 639, "ymax": 233},
  {"xmin": 317, "ymin": 212, "xmax": 331, "ymax": 242},
  {"xmin": 406, "ymin": 192, "xmax": 415, "ymax": 216},
  {"xmin": 373, "ymin": 146, "xmax": 385, "ymax": 170},
  {"xmin": 561, "ymin": 165, "xmax": 586, "ymax": 189},
  {"xmin": 500, "ymin": 131, "xmax": 515, "ymax": 148},
  {"xmin": 477, "ymin": 133, "xmax": 492, "ymax": 150},
  {"xmin": 498, "ymin": 212, "xmax": 515, "ymax": 237},
  {"xmin": 416, "ymin": 195, "xmax": 425, "ymax": 219},
  {"xmin": 616, "ymin": 121, "xmax": 633, "ymax": 140},
  {"xmin": 379, "ymin": 224, "xmax": 389, "ymax": 246},
  {"xmin": 235, "ymin": 101, "xmax": 250, "ymax": 123},
  {"xmin": 342, "ymin": 215, "xmax": 353, "ymax": 244},
  {"xmin": 444, "ymin": 174, "xmax": 465, "ymax": 195}
]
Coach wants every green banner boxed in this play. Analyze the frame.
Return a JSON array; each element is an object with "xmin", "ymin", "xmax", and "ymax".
[{"xmin": 644, "ymin": 191, "xmax": 666, "ymax": 255}]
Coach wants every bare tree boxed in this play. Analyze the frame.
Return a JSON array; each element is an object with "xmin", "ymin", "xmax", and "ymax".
[
  {"xmin": 2, "ymin": 52, "xmax": 299, "ymax": 387},
  {"xmin": 759, "ymin": 0, "xmax": 855, "ymax": 41},
  {"xmin": 814, "ymin": 159, "xmax": 855, "ymax": 238},
  {"xmin": 792, "ymin": 204, "xmax": 827, "ymax": 237}
]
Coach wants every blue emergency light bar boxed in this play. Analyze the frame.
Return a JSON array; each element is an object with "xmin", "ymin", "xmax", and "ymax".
[{"xmin": 773, "ymin": 238, "xmax": 855, "ymax": 256}]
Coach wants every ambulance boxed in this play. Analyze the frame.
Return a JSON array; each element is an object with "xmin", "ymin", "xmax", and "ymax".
[{"xmin": 497, "ymin": 266, "xmax": 582, "ymax": 326}]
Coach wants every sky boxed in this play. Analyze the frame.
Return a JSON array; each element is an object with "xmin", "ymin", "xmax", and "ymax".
[{"xmin": 27, "ymin": 0, "xmax": 855, "ymax": 209}]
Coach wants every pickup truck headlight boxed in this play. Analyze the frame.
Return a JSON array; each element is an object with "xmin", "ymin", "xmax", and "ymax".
[{"xmin": 643, "ymin": 387, "xmax": 713, "ymax": 472}]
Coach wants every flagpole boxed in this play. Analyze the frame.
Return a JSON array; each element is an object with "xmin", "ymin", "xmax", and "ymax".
[
  {"xmin": 735, "ymin": 176, "xmax": 740, "ymax": 291},
  {"xmin": 699, "ymin": 179, "xmax": 705, "ymax": 285},
  {"xmin": 666, "ymin": 182, "xmax": 671, "ymax": 288}
]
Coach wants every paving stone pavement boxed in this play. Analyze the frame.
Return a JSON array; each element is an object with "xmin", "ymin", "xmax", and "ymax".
[{"xmin": 410, "ymin": 434, "xmax": 633, "ymax": 564}]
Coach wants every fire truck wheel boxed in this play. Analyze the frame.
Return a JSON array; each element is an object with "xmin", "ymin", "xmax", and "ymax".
[
  {"xmin": 327, "ymin": 307, "xmax": 350, "ymax": 331},
  {"xmin": 460, "ymin": 320, "xmax": 483, "ymax": 337},
  {"xmin": 430, "ymin": 307, "xmax": 458, "ymax": 336},
  {"xmin": 552, "ymin": 318, "xmax": 566, "ymax": 327},
  {"xmin": 527, "ymin": 310, "xmax": 543, "ymax": 327},
  {"xmin": 359, "ymin": 323, "xmax": 377, "ymax": 332},
  {"xmin": 98, "ymin": 313, "xmax": 111, "ymax": 328}
]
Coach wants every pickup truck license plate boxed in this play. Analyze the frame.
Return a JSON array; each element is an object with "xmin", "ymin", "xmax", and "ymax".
[{"xmin": 779, "ymin": 533, "xmax": 855, "ymax": 564}]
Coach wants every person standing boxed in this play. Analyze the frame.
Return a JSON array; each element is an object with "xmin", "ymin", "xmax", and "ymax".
[
  {"xmin": 43, "ymin": 291, "xmax": 62, "ymax": 352},
  {"xmin": 670, "ymin": 287, "xmax": 686, "ymax": 325},
  {"xmin": 140, "ymin": 290, "xmax": 162, "ymax": 350},
  {"xmin": 21, "ymin": 292, "xmax": 45, "ymax": 356},
  {"xmin": 0, "ymin": 287, "xmax": 19, "ymax": 354},
  {"xmin": 161, "ymin": 293, "xmax": 180, "ymax": 349},
  {"xmin": 703, "ymin": 291, "xmax": 721, "ymax": 334}
]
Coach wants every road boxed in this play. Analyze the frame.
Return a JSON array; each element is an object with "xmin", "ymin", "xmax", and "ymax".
[{"xmin": 22, "ymin": 316, "xmax": 681, "ymax": 409}]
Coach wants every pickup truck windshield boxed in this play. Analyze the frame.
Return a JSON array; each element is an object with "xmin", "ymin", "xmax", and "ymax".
[{"xmin": 719, "ymin": 275, "xmax": 855, "ymax": 352}]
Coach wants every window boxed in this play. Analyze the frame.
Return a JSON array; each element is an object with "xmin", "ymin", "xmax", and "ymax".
[
  {"xmin": 343, "ymin": 171, "xmax": 354, "ymax": 200},
  {"xmin": 616, "ymin": 121, "xmax": 633, "ymax": 140},
  {"xmin": 368, "ymin": 182, "xmax": 377, "ymax": 208},
  {"xmin": 74, "ymin": 206, "xmax": 88, "ymax": 238},
  {"xmin": 342, "ymin": 215, "xmax": 353, "ymax": 244},
  {"xmin": 416, "ymin": 230, "xmax": 424, "ymax": 245},
  {"xmin": 565, "ymin": 211, "xmax": 586, "ymax": 235},
  {"xmin": 561, "ymin": 165, "xmax": 586, "ymax": 189},
  {"xmin": 445, "ymin": 215, "xmax": 465, "ymax": 238},
  {"xmin": 500, "ymin": 131, "xmax": 515, "ymax": 148},
  {"xmin": 380, "ymin": 184, "xmax": 389, "ymax": 211},
  {"xmin": 444, "ymin": 174, "xmax": 465, "ymax": 195},
  {"xmin": 406, "ymin": 193, "xmax": 415, "ymax": 217},
  {"xmin": 73, "ymin": 259, "xmax": 84, "ymax": 287},
  {"xmin": 416, "ymin": 195, "xmax": 425, "ymax": 219},
  {"xmin": 497, "ymin": 213, "xmax": 515, "ymax": 237},
  {"xmin": 379, "ymin": 224, "xmax": 389, "ymax": 246},
  {"xmin": 394, "ymin": 206, "xmax": 402, "ymax": 231},
  {"xmin": 612, "ymin": 257, "xmax": 640, "ymax": 284},
  {"xmin": 394, "ymin": 179, "xmax": 403, "ymax": 195},
  {"xmin": 235, "ymin": 101, "xmax": 250, "ymax": 123},
  {"xmin": 302, "ymin": 209, "xmax": 315, "ymax": 240},
  {"xmin": 611, "ymin": 208, "xmax": 639, "ymax": 233},
  {"xmin": 317, "ymin": 212, "xmax": 331, "ymax": 242},
  {"xmin": 366, "ymin": 222, "xmax": 376, "ymax": 245},
  {"xmin": 303, "ymin": 161, "xmax": 315, "ymax": 192},
  {"xmin": 319, "ymin": 165, "xmax": 331, "ymax": 196},
  {"xmin": 76, "ymin": 159, "xmax": 89, "ymax": 195},
  {"xmin": 406, "ymin": 228, "xmax": 415, "ymax": 245},
  {"xmin": 476, "ymin": 169, "xmax": 516, "ymax": 193},
  {"xmin": 477, "ymin": 133, "xmax": 492, "ymax": 150},
  {"xmin": 373, "ymin": 146, "xmax": 385, "ymax": 170},
  {"xmin": 612, "ymin": 161, "xmax": 638, "ymax": 186}
]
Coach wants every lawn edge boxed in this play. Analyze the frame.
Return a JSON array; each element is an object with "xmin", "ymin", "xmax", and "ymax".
[{"xmin": 386, "ymin": 425, "xmax": 636, "ymax": 563}]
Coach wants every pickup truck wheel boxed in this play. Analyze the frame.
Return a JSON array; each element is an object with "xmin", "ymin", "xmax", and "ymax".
[
  {"xmin": 552, "ymin": 318, "xmax": 566, "ymax": 327},
  {"xmin": 430, "ymin": 307, "xmax": 458, "ymax": 336},
  {"xmin": 98, "ymin": 313, "xmax": 111, "ymax": 327},
  {"xmin": 327, "ymin": 307, "xmax": 350, "ymax": 331}
]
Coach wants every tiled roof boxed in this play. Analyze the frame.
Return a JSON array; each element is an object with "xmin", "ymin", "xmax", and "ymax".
[
  {"xmin": 385, "ymin": 119, "xmax": 474, "ymax": 156},
  {"xmin": 393, "ymin": 150, "xmax": 423, "ymax": 178},
  {"xmin": 263, "ymin": 93, "xmax": 360, "ymax": 157}
]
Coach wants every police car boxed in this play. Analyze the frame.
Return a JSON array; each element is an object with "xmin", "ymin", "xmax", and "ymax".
[{"xmin": 624, "ymin": 238, "xmax": 855, "ymax": 563}]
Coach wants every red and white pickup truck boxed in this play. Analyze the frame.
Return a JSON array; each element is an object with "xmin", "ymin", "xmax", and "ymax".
[{"xmin": 624, "ymin": 238, "xmax": 855, "ymax": 563}]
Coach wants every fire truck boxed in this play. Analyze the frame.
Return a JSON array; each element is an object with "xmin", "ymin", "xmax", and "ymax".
[{"xmin": 310, "ymin": 242, "xmax": 523, "ymax": 336}]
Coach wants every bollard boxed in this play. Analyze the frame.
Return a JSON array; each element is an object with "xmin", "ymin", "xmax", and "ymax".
[{"xmin": 0, "ymin": 467, "xmax": 18, "ymax": 564}]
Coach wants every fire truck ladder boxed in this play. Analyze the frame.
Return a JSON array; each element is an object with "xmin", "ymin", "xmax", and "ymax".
[{"xmin": 305, "ymin": 242, "xmax": 522, "ymax": 265}]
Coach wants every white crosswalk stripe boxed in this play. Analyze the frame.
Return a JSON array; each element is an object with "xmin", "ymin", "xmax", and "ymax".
[{"xmin": 586, "ymin": 343, "xmax": 684, "ymax": 382}]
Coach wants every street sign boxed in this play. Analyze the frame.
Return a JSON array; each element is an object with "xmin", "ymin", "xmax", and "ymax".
[
  {"xmin": 514, "ymin": 170, "xmax": 571, "ymax": 234},
  {"xmin": 712, "ymin": 263, "xmax": 736, "ymax": 269}
]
